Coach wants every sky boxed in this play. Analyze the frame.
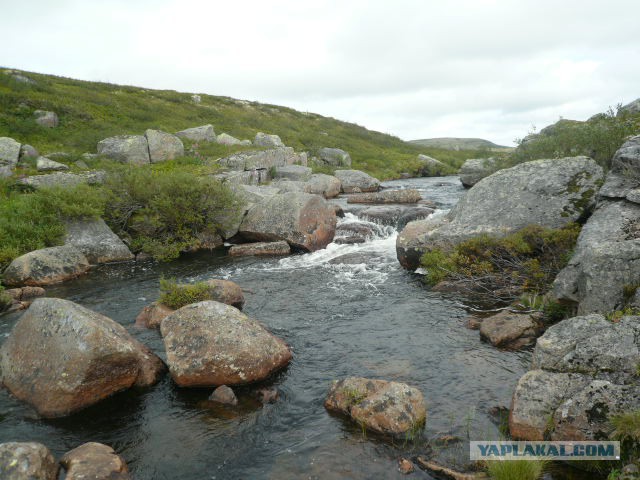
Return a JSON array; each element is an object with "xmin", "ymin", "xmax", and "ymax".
[{"xmin": 1, "ymin": 0, "xmax": 639, "ymax": 146}]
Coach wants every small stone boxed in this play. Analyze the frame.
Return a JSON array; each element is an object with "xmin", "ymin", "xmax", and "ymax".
[
  {"xmin": 34, "ymin": 110, "xmax": 59, "ymax": 128},
  {"xmin": 209, "ymin": 385, "xmax": 238, "ymax": 405},
  {"xmin": 465, "ymin": 316, "xmax": 483, "ymax": 330},
  {"xmin": 255, "ymin": 387, "xmax": 279, "ymax": 404},
  {"xmin": 398, "ymin": 458, "xmax": 415, "ymax": 474},
  {"xmin": 0, "ymin": 442, "xmax": 58, "ymax": 480}
]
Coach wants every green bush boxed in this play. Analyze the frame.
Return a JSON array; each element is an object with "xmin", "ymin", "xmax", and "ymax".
[
  {"xmin": 158, "ymin": 278, "xmax": 215, "ymax": 309},
  {"xmin": 610, "ymin": 410, "xmax": 640, "ymax": 464},
  {"xmin": 0, "ymin": 285, "xmax": 12, "ymax": 311},
  {"xmin": 485, "ymin": 459, "xmax": 548, "ymax": 480}
]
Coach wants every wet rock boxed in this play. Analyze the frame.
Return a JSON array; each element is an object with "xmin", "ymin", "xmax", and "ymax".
[
  {"xmin": 334, "ymin": 169, "xmax": 380, "ymax": 193},
  {"xmin": 255, "ymin": 387, "xmax": 279, "ymax": 404},
  {"xmin": 273, "ymin": 164, "xmax": 312, "ymax": 181},
  {"xmin": 209, "ymin": 385, "xmax": 238, "ymax": 405},
  {"xmin": 64, "ymin": 218, "xmax": 134, "ymax": 264},
  {"xmin": 5, "ymin": 286, "xmax": 46, "ymax": 302},
  {"xmin": 0, "ymin": 442, "xmax": 58, "ymax": 480},
  {"xmin": 465, "ymin": 316, "xmax": 482, "ymax": 330},
  {"xmin": 61, "ymin": 443, "xmax": 130, "ymax": 480},
  {"xmin": 0, "ymin": 137, "xmax": 21, "ymax": 168},
  {"xmin": 216, "ymin": 132, "xmax": 243, "ymax": 145},
  {"xmin": 397, "ymin": 206, "xmax": 435, "ymax": 230},
  {"xmin": 459, "ymin": 157, "xmax": 497, "ymax": 188},
  {"xmin": 19, "ymin": 171, "xmax": 106, "ymax": 189},
  {"xmin": 334, "ymin": 236, "xmax": 366, "ymax": 245},
  {"xmin": 335, "ymin": 221, "xmax": 379, "ymax": 239},
  {"xmin": 145, "ymin": 129, "xmax": 184, "ymax": 163},
  {"xmin": 318, "ymin": 147, "xmax": 351, "ymax": 167},
  {"xmin": 479, "ymin": 310, "xmax": 542, "ymax": 349},
  {"xmin": 254, "ymin": 132, "xmax": 284, "ymax": 147},
  {"xmin": 36, "ymin": 156, "xmax": 68, "ymax": 171},
  {"xmin": 328, "ymin": 252, "xmax": 383, "ymax": 265},
  {"xmin": 324, "ymin": 377, "xmax": 427, "ymax": 436},
  {"xmin": 160, "ymin": 301, "xmax": 292, "ymax": 387},
  {"xmin": 415, "ymin": 457, "xmax": 487, "ymax": 480},
  {"xmin": 0, "ymin": 298, "xmax": 164, "ymax": 417},
  {"xmin": 97, "ymin": 134, "xmax": 150, "ymax": 165},
  {"xmin": 33, "ymin": 110, "xmax": 58, "ymax": 128},
  {"xmin": 304, "ymin": 173, "xmax": 341, "ymax": 198},
  {"xmin": 135, "ymin": 301, "xmax": 174, "ymax": 329},
  {"xmin": 176, "ymin": 124, "xmax": 216, "ymax": 142},
  {"xmin": 348, "ymin": 189, "xmax": 422, "ymax": 204},
  {"xmin": 204, "ymin": 279, "xmax": 245, "ymax": 310},
  {"xmin": 360, "ymin": 205, "xmax": 407, "ymax": 226},
  {"xmin": 240, "ymin": 192, "xmax": 337, "ymax": 252},
  {"xmin": 3, "ymin": 245, "xmax": 90, "ymax": 286},
  {"xmin": 229, "ymin": 240, "xmax": 291, "ymax": 256},
  {"xmin": 398, "ymin": 458, "xmax": 415, "ymax": 474}
]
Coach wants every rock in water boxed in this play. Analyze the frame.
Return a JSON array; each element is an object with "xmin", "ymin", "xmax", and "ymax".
[
  {"xmin": 334, "ymin": 169, "xmax": 381, "ymax": 193},
  {"xmin": 97, "ymin": 135, "xmax": 150, "ymax": 165},
  {"xmin": 135, "ymin": 301, "xmax": 175, "ymax": 329},
  {"xmin": 458, "ymin": 158, "xmax": 496, "ymax": 187},
  {"xmin": 0, "ymin": 442, "xmax": 58, "ymax": 480},
  {"xmin": 479, "ymin": 310, "xmax": 542, "ymax": 349},
  {"xmin": 0, "ymin": 298, "xmax": 165, "ymax": 417},
  {"xmin": 347, "ymin": 189, "xmax": 422, "ymax": 204},
  {"xmin": 160, "ymin": 301, "xmax": 292, "ymax": 387},
  {"xmin": 239, "ymin": 192, "xmax": 337, "ymax": 251},
  {"xmin": 65, "ymin": 218, "xmax": 134, "ymax": 264},
  {"xmin": 229, "ymin": 241, "xmax": 291, "ymax": 257},
  {"xmin": 204, "ymin": 279, "xmax": 245, "ymax": 310},
  {"xmin": 176, "ymin": 124, "xmax": 216, "ymax": 142},
  {"xmin": 145, "ymin": 129, "xmax": 184, "ymax": 163},
  {"xmin": 2, "ymin": 245, "xmax": 90, "ymax": 286},
  {"xmin": 324, "ymin": 377, "xmax": 427, "ymax": 436},
  {"xmin": 61, "ymin": 443, "xmax": 130, "ymax": 480},
  {"xmin": 209, "ymin": 385, "xmax": 238, "ymax": 405}
]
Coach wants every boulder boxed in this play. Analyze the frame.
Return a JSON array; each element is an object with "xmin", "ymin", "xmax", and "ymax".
[
  {"xmin": 204, "ymin": 279, "xmax": 245, "ymax": 310},
  {"xmin": 209, "ymin": 385, "xmax": 238, "ymax": 406},
  {"xmin": 176, "ymin": 124, "xmax": 216, "ymax": 142},
  {"xmin": 36, "ymin": 156, "xmax": 68, "ymax": 172},
  {"xmin": 19, "ymin": 171, "xmax": 106, "ymax": 189},
  {"xmin": 334, "ymin": 169, "xmax": 380, "ymax": 193},
  {"xmin": 97, "ymin": 135, "xmax": 150, "ymax": 165},
  {"xmin": 61, "ymin": 443, "xmax": 130, "ymax": 480},
  {"xmin": 3, "ymin": 245, "xmax": 90, "ymax": 286},
  {"xmin": 271, "ymin": 179, "xmax": 306, "ymax": 193},
  {"xmin": 417, "ymin": 154, "xmax": 448, "ymax": 176},
  {"xmin": 254, "ymin": 132, "xmax": 284, "ymax": 147},
  {"xmin": 64, "ymin": 219, "xmax": 133, "ymax": 264},
  {"xmin": 216, "ymin": 133, "xmax": 243, "ymax": 146},
  {"xmin": 459, "ymin": 158, "xmax": 497, "ymax": 188},
  {"xmin": 347, "ymin": 189, "xmax": 422, "ymax": 204},
  {"xmin": 160, "ymin": 301, "xmax": 292, "ymax": 387},
  {"xmin": 397, "ymin": 156, "xmax": 604, "ymax": 270},
  {"xmin": 479, "ymin": 310, "xmax": 542, "ymax": 349},
  {"xmin": 0, "ymin": 442, "xmax": 58, "ymax": 480},
  {"xmin": 318, "ymin": 147, "xmax": 351, "ymax": 167},
  {"xmin": 397, "ymin": 206, "xmax": 435, "ymax": 230},
  {"xmin": 19, "ymin": 144, "xmax": 39, "ymax": 162},
  {"xmin": 145, "ymin": 129, "xmax": 184, "ymax": 162},
  {"xmin": 304, "ymin": 174, "xmax": 341, "ymax": 198},
  {"xmin": 598, "ymin": 135, "xmax": 640, "ymax": 199},
  {"xmin": 218, "ymin": 147, "xmax": 306, "ymax": 171},
  {"xmin": 360, "ymin": 205, "xmax": 407, "ymax": 226},
  {"xmin": 0, "ymin": 298, "xmax": 164, "ymax": 417},
  {"xmin": 239, "ymin": 192, "xmax": 336, "ymax": 251},
  {"xmin": 135, "ymin": 301, "xmax": 174, "ymax": 329},
  {"xmin": 33, "ymin": 110, "xmax": 58, "ymax": 128},
  {"xmin": 0, "ymin": 137, "xmax": 21, "ymax": 167},
  {"xmin": 215, "ymin": 169, "xmax": 270, "ymax": 186},
  {"xmin": 324, "ymin": 377, "xmax": 427, "ymax": 436},
  {"xmin": 229, "ymin": 240, "xmax": 291, "ymax": 256},
  {"xmin": 273, "ymin": 165, "xmax": 312, "ymax": 181},
  {"xmin": 0, "ymin": 165, "xmax": 12, "ymax": 178},
  {"xmin": 335, "ymin": 221, "xmax": 380, "ymax": 240}
]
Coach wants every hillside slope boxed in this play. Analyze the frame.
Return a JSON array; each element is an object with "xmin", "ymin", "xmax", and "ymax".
[
  {"xmin": 410, "ymin": 137, "xmax": 510, "ymax": 151},
  {"xmin": 0, "ymin": 68, "xmax": 487, "ymax": 179}
]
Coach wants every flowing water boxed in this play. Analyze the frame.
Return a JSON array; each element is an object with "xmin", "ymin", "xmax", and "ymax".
[{"xmin": 0, "ymin": 177, "xmax": 586, "ymax": 479}]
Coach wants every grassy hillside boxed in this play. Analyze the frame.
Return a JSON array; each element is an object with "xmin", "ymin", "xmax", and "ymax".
[
  {"xmin": 409, "ymin": 137, "xmax": 510, "ymax": 151},
  {"xmin": 0, "ymin": 68, "xmax": 489, "ymax": 180}
]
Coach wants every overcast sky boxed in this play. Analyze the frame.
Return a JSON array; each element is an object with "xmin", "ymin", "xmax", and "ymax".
[{"xmin": 2, "ymin": 0, "xmax": 639, "ymax": 146}]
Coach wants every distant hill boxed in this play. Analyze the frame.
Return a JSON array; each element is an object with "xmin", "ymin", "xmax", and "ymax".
[{"xmin": 409, "ymin": 137, "xmax": 511, "ymax": 151}]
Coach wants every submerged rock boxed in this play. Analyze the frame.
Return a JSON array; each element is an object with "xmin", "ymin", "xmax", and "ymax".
[
  {"xmin": 334, "ymin": 169, "xmax": 380, "ymax": 193},
  {"xmin": 61, "ymin": 443, "xmax": 130, "ymax": 480},
  {"xmin": 479, "ymin": 310, "xmax": 542, "ymax": 350},
  {"xmin": 229, "ymin": 240, "xmax": 291, "ymax": 257},
  {"xmin": 0, "ymin": 298, "xmax": 164, "ymax": 417},
  {"xmin": 324, "ymin": 377, "xmax": 426, "ymax": 436},
  {"xmin": 160, "ymin": 301, "xmax": 292, "ymax": 387},
  {"xmin": 3, "ymin": 245, "xmax": 90, "ymax": 286},
  {"xmin": 0, "ymin": 442, "xmax": 58, "ymax": 480},
  {"xmin": 347, "ymin": 189, "xmax": 422, "ymax": 204}
]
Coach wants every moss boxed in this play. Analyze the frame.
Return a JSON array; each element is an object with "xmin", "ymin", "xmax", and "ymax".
[{"xmin": 158, "ymin": 278, "xmax": 219, "ymax": 309}]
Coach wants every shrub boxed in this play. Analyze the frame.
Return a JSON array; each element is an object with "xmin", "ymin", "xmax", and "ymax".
[
  {"xmin": 0, "ymin": 285, "xmax": 12, "ymax": 311},
  {"xmin": 158, "ymin": 278, "xmax": 215, "ymax": 309},
  {"xmin": 485, "ymin": 459, "xmax": 548, "ymax": 480},
  {"xmin": 610, "ymin": 410, "xmax": 640, "ymax": 464}
]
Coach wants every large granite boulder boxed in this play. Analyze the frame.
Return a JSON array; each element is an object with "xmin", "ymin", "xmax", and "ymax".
[
  {"xmin": 458, "ymin": 157, "xmax": 497, "ymax": 188},
  {"xmin": 254, "ymin": 132, "xmax": 284, "ymax": 147},
  {"xmin": 176, "ymin": 124, "xmax": 216, "ymax": 142},
  {"xmin": 318, "ymin": 147, "xmax": 351, "ymax": 167},
  {"xmin": 145, "ymin": 129, "xmax": 184, "ymax": 162},
  {"xmin": 324, "ymin": 377, "xmax": 427, "ymax": 436},
  {"xmin": 397, "ymin": 156, "xmax": 604, "ymax": 269},
  {"xmin": 0, "ymin": 298, "xmax": 164, "ymax": 417},
  {"xmin": 64, "ymin": 219, "xmax": 134, "ymax": 264},
  {"xmin": 216, "ymin": 133, "xmax": 243, "ymax": 146},
  {"xmin": 0, "ymin": 137, "xmax": 21, "ymax": 168},
  {"xmin": 97, "ymin": 135, "xmax": 150, "ymax": 165},
  {"xmin": 218, "ymin": 147, "xmax": 306, "ymax": 171},
  {"xmin": 509, "ymin": 314, "xmax": 640, "ymax": 441},
  {"xmin": 61, "ymin": 443, "xmax": 130, "ymax": 480},
  {"xmin": 273, "ymin": 165, "xmax": 312, "ymax": 181},
  {"xmin": 304, "ymin": 174, "xmax": 341, "ymax": 198},
  {"xmin": 348, "ymin": 189, "xmax": 422, "ymax": 204},
  {"xmin": 3, "ymin": 245, "xmax": 90, "ymax": 286},
  {"xmin": 239, "ymin": 192, "xmax": 336, "ymax": 251},
  {"xmin": 160, "ymin": 301, "xmax": 292, "ymax": 386},
  {"xmin": 334, "ymin": 169, "xmax": 380, "ymax": 193},
  {"xmin": 0, "ymin": 442, "xmax": 58, "ymax": 480}
]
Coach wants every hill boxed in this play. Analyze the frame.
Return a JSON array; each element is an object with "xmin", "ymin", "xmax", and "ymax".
[
  {"xmin": 409, "ymin": 137, "xmax": 510, "ymax": 151},
  {"xmin": 0, "ymin": 68, "xmax": 489, "ymax": 180}
]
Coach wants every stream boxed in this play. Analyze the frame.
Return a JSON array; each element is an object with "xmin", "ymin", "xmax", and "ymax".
[{"xmin": 0, "ymin": 177, "xmax": 559, "ymax": 479}]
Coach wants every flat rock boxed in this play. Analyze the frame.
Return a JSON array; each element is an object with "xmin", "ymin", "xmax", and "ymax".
[
  {"xmin": 176, "ymin": 124, "xmax": 216, "ymax": 142},
  {"xmin": 19, "ymin": 171, "xmax": 106, "ymax": 189},
  {"xmin": 216, "ymin": 132, "xmax": 243, "ymax": 145},
  {"xmin": 219, "ymin": 147, "xmax": 306, "ymax": 171},
  {"xmin": 36, "ymin": 156, "xmax": 68, "ymax": 171},
  {"xmin": 229, "ymin": 241, "xmax": 291, "ymax": 256},
  {"xmin": 479, "ymin": 310, "xmax": 542, "ymax": 349},
  {"xmin": 145, "ymin": 129, "xmax": 184, "ymax": 162},
  {"xmin": 61, "ymin": 443, "xmax": 130, "ymax": 480},
  {"xmin": 254, "ymin": 132, "xmax": 284, "ymax": 147},
  {"xmin": 348, "ymin": 189, "xmax": 422, "ymax": 204},
  {"xmin": 273, "ymin": 164, "xmax": 312, "ymax": 181},
  {"xmin": 0, "ymin": 442, "xmax": 58, "ymax": 480},
  {"xmin": 64, "ymin": 218, "xmax": 134, "ymax": 264},
  {"xmin": 304, "ymin": 174, "xmax": 341, "ymax": 198},
  {"xmin": 334, "ymin": 169, "xmax": 380, "ymax": 193},
  {"xmin": 160, "ymin": 301, "xmax": 292, "ymax": 387},
  {"xmin": 3, "ymin": 245, "xmax": 90, "ymax": 286}
]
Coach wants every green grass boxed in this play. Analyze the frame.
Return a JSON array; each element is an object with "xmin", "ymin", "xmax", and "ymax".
[
  {"xmin": 485, "ymin": 459, "xmax": 548, "ymax": 480},
  {"xmin": 0, "ymin": 67, "xmax": 489, "ymax": 180},
  {"xmin": 158, "ymin": 278, "xmax": 221, "ymax": 309}
]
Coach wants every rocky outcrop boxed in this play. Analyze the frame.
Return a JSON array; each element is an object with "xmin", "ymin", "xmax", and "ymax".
[
  {"xmin": 347, "ymin": 189, "xmax": 422, "ymax": 204},
  {"xmin": 334, "ymin": 169, "xmax": 380, "ymax": 193},
  {"xmin": 318, "ymin": 147, "xmax": 351, "ymax": 167},
  {"xmin": 36, "ymin": 156, "xmax": 68, "ymax": 171},
  {"xmin": 509, "ymin": 314, "xmax": 640, "ymax": 440},
  {"xmin": 216, "ymin": 133, "xmax": 243, "ymax": 145},
  {"xmin": 254, "ymin": 132, "xmax": 284, "ymax": 147},
  {"xmin": 61, "ymin": 443, "xmax": 130, "ymax": 480},
  {"xmin": 160, "ymin": 301, "xmax": 292, "ymax": 387},
  {"xmin": 0, "ymin": 298, "xmax": 164, "ymax": 417},
  {"xmin": 240, "ymin": 192, "xmax": 336, "ymax": 251},
  {"xmin": 479, "ymin": 310, "xmax": 543, "ymax": 349},
  {"xmin": 304, "ymin": 174, "xmax": 341, "ymax": 198},
  {"xmin": 97, "ymin": 135, "xmax": 150, "ymax": 165},
  {"xmin": 3, "ymin": 245, "xmax": 90, "ymax": 286},
  {"xmin": 0, "ymin": 137, "xmax": 21, "ymax": 168},
  {"xmin": 0, "ymin": 442, "xmax": 58, "ymax": 480},
  {"xmin": 219, "ymin": 147, "xmax": 306, "ymax": 172},
  {"xmin": 19, "ymin": 171, "xmax": 106, "ymax": 189},
  {"xmin": 458, "ymin": 157, "xmax": 497, "ymax": 188},
  {"xmin": 397, "ymin": 156, "xmax": 604, "ymax": 269},
  {"xmin": 598, "ymin": 135, "xmax": 640, "ymax": 199},
  {"xmin": 229, "ymin": 240, "xmax": 291, "ymax": 256},
  {"xmin": 324, "ymin": 377, "xmax": 427, "ymax": 436},
  {"xmin": 273, "ymin": 165, "xmax": 312, "ymax": 181},
  {"xmin": 145, "ymin": 129, "xmax": 184, "ymax": 162},
  {"xmin": 65, "ymin": 219, "xmax": 134, "ymax": 264},
  {"xmin": 34, "ymin": 110, "xmax": 58, "ymax": 128},
  {"xmin": 176, "ymin": 124, "xmax": 216, "ymax": 142},
  {"xmin": 417, "ymin": 154, "xmax": 448, "ymax": 176}
]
